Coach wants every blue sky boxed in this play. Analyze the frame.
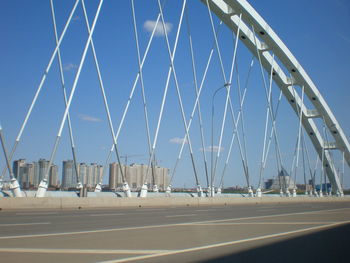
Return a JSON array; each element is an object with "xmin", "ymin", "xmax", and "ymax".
[{"xmin": 0, "ymin": 0, "xmax": 349, "ymax": 189}]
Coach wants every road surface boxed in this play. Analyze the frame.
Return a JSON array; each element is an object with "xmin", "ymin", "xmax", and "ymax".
[{"xmin": 0, "ymin": 200, "xmax": 349, "ymax": 262}]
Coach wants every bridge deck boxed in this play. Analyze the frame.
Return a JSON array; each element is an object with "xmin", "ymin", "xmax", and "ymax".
[{"xmin": 0, "ymin": 201, "xmax": 349, "ymax": 262}]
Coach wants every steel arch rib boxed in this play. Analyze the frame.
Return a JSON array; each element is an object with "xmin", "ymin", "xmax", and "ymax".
[{"xmin": 202, "ymin": 0, "xmax": 350, "ymax": 194}]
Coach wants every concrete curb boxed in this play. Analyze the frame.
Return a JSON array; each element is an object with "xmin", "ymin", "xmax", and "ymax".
[{"xmin": 0, "ymin": 196, "xmax": 349, "ymax": 210}]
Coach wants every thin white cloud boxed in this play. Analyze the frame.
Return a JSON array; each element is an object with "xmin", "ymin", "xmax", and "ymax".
[
  {"xmin": 169, "ymin": 137, "xmax": 188, "ymax": 144},
  {"xmin": 63, "ymin": 63, "xmax": 78, "ymax": 72},
  {"xmin": 199, "ymin": 146, "xmax": 224, "ymax": 153},
  {"xmin": 78, "ymin": 114, "xmax": 102, "ymax": 122},
  {"xmin": 338, "ymin": 33, "xmax": 350, "ymax": 44},
  {"xmin": 143, "ymin": 20, "xmax": 173, "ymax": 36}
]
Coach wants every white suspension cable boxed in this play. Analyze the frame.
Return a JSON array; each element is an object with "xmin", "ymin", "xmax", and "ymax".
[
  {"xmin": 302, "ymin": 130, "xmax": 315, "ymax": 193},
  {"xmin": 206, "ymin": 3, "xmax": 252, "ymax": 193},
  {"xmin": 0, "ymin": 0, "xmax": 80, "ymax": 181},
  {"xmin": 99, "ymin": 10, "xmax": 163, "ymax": 187},
  {"xmin": 313, "ymin": 154, "xmax": 320, "ymax": 195},
  {"xmin": 169, "ymin": 20, "xmax": 223, "ymax": 187},
  {"xmin": 301, "ymin": 131, "xmax": 307, "ymax": 194},
  {"xmin": 141, "ymin": 0, "xmax": 190, "ymax": 192},
  {"xmin": 252, "ymin": 26, "xmax": 286, "ymax": 194},
  {"xmin": 207, "ymin": 7, "xmax": 242, "ymax": 191},
  {"xmin": 0, "ymin": 125, "xmax": 12, "ymax": 179},
  {"xmin": 130, "ymin": 0, "xmax": 156, "ymax": 186},
  {"xmin": 36, "ymin": 0, "xmax": 104, "ymax": 197},
  {"xmin": 236, "ymin": 61, "xmax": 250, "ymax": 188},
  {"xmin": 258, "ymin": 54, "xmax": 275, "ymax": 190},
  {"xmin": 226, "ymin": 73, "xmax": 250, "ymax": 188},
  {"xmin": 185, "ymin": 7, "xmax": 209, "ymax": 188},
  {"xmin": 342, "ymin": 152, "xmax": 345, "ymax": 189},
  {"xmin": 261, "ymin": 90, "xmax": 283, "ymax": 178},
  {"xmin": 322, "ymin": 118, "xmax": 336, "ymax": 195},
  {"xmin": 50, "ymin": 0, "xmax": 81, "ymax": 187},
  {"xmin": 206, "ymin": 0, "xmax": 229, "ymax": 83},
  {"xmin": 80, "ymin": 0, "xmax": 127, "ymax": 186},
  {"xmin": 291, "ymin": 85, "xmax": 305, "ymax": 195},
  {"xmin": 320, "ymin": 123, "xmax": 326, "ymax": 196},
  {"xmin": 0, "ymin": 124, "xmax": 22, "ymax": 197},
  {"xmin": 156, "ymin": 0, "xmax": 201, "ymax": 187},
  {"xmin": 219, "ymin": 58, "xmax": 254, "ymax": 188}
]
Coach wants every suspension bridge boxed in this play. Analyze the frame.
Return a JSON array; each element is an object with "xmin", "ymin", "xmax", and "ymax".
[{"xmin": 0, "ymin": 0, "xmax": 349, "ymax": 200}]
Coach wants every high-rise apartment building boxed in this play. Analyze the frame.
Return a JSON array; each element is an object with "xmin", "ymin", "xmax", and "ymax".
[
  {"xmin": 61, "ymin": 160, "xmax": 77, "ymax": 189},
  {"xmin": 78, "ymin": 163, "xmax": 87, "ymax": 185},
  {"xmin": 66, "ymin": 162, "xmax": 103, "ymax": 189},
  {"xmin": 27, "ymin": 163, "xmax": 35, "ymax": 187},
  {"xmin": 96, "ymin": 165, "xmax": 103, "ymax": 185},
  {"xmin": 109, "ymin": 162, "xmax": 123, "ymax": 190},
  {"xmin": 38, "ymin": 159, "xmax": 49, "ymax": 184},
  {"xmin": 49, "ymin": 164, "xmax": 58, "ymax": 188},
  {"xmin": 13, "ymin": 159, "xmax": 27, "ymax": 188},
  {"xmin": 33, "ymin": 161, "xmax": 40, "ymax": 187},
  {"xmin": 12, "ymin": 159, "xmax": 57, "ymax": 189}
]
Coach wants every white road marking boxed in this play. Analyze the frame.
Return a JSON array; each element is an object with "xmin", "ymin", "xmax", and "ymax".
[
  {"xmin": 184, "ymin": 207, "xmax": 350, "ymax": 225},
  {"xmin": 0, "ymin": 248, "xmax": 171, "ymax": 255},
  {"xmin": 89, "ymin": 213, "xmax": 125, "ymax": 217},
  {"xmin": 0, "ymin": 222, "xmax": 51, "ymax": 227},
  {"xmin": 166, "ymin": 214, "xmax": 197, "ymax": 218},
  {"xmin": 195, "ymin": 210, "xmax": 210, "ymax": 212},
  {"xmin": 16, "ymin": 212, "xmax": 58, "ymax": 216},
  {"xmin": 256, "ymin": 209, "xmax": 275, "ymax": 212},
  {"xmin": 98, "ymin": 220, "xmax": 350, "ymax": 263},
  {"xmin": 0, "ymin": 207, "xmax": 348, "ymax": 239},
  {"xmin": 192, "ymin": 222, "xmax": 337, "ymax": 226},
  {"xmin": 139, "ymin": 208, "xmax": 166, "ymax": 211}
]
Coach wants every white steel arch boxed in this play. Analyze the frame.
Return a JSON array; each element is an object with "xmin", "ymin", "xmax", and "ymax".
[{"xmin": 203, "ymin": 0, "xmax": 350, "ymax": 194}]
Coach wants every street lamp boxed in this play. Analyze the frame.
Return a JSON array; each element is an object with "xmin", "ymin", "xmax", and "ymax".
[{"xmin": 211, "ymin": 83, "xmax": 230, "ymax": 197}]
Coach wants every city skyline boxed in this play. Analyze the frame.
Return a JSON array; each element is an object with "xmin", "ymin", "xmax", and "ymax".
[{"xmin": 8, "ymin": 157, "xmax": 172, "ymax": 191}]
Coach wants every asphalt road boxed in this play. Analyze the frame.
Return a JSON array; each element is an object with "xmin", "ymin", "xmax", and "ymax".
[{"xmin": 0, "ymin": 201, "xmax": 350, "ymax": 262}]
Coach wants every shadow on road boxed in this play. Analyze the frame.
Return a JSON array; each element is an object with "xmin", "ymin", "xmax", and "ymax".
[{"xmin": 203, "ymin": 223, "xmax": 350, "ymax": 263}]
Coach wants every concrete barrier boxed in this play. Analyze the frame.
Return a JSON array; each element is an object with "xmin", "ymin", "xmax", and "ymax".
[{"xmin": 0, "ymin": 196, "xmax": 349, "ymax": 210}]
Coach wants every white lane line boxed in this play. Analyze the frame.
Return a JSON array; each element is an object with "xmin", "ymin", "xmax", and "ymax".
[
  {"xmin": 0, "ymin": 223, "xmax": 51, "ymax": 227},
  {"xmin": 185, "ymin": 207, "xmax": 350, "ymax": 225},
  {"xmin": 140, "ymin": 209, "xmax": 166, "ymax": 211},
  {"xmin": 0, "ymin": 248, "xmax": 171, "ymax": 255},
  {"xmin": 195, "ymin": 210, "xmax": 210, "ymax": 212},
  {"xmin": 256, "ymin": 209, "xmax": 275, "ymax": 212},
  {"xmin": 16, "ymin": 212, "xmax": 58, "ymax": 216},
  {"xmin": 0, "ymin": 207, "xmax": 348, "ymax": 239},
  {"xmin": 166, "ymin": 214, "xmax": 197, "ymax": 218},
  {"xmin": 89, "ymin": 213, "xmax": 125, "ymax": 217},
  {"xmin": 191, "ymin": 222, "xmax": 338, "ymax": 226},
  {"xmin": 98, "ymin": 220, "xmax": 350, "ymax": 263}
]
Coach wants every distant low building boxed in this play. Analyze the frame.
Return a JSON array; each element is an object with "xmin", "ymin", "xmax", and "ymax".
[
  {"xmin": 264, "ymin": 167, "xmax": 296, "ymax": 190},
  {"xmin": 109, "ymin": 163, "xmax": 170, "ymax": 191}
]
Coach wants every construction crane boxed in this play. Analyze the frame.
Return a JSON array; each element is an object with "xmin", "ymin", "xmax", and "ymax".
[{"xmin": 120, "ymin": 154, "xmax": 144, "ymax": 166}]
